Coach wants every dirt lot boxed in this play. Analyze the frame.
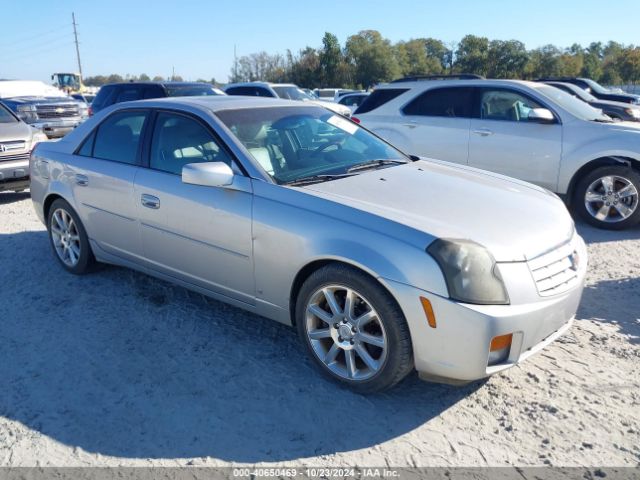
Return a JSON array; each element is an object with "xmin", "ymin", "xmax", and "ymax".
[{"xmin": 0, "ymin": 191, "xmax": 638, "ymax": 467}]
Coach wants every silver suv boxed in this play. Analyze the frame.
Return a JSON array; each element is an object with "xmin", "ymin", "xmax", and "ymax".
[
  {"xmin": 0, "ymin": 102, "xmax": 48, "ymax": 192},
  {"xmin": 355, "ymin": 76, "xmax": 640, "ymax": 230}
]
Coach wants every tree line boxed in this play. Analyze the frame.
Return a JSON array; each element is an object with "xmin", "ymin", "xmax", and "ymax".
[{"xmin": 83, "ymin": 31, "xmax": 640, "ymax": 89}]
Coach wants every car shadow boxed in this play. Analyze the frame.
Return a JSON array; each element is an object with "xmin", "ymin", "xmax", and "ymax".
[
  {"xmin": 577, "ymin": 276, "xmax": 640, "ymax": 344},
  {"xmin": 576, "ymin": 220, "xmax": 640, "ymax": 244},
  {"xmin": 0, "ymin": 191, "xmax": 30, "ymax": 205},
  {"xmin": 0, "ymin": 230, "xmax": 481, "ymax": 462}
]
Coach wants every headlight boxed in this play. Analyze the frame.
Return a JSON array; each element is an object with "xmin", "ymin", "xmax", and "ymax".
[
  {"xmin": 427, "ymin": 239, "xmax": 509, "ymax": 305},
  {"xmin": 30, "ymin": 131, "xmax": 49, "ymax": 149},
  {"xmin": 624, "ymin": 108, "xmax": 640, "ymax": 119},
  {"xmin": 16, "ymin": 104, "xmax": 38, "ymax": 122}
]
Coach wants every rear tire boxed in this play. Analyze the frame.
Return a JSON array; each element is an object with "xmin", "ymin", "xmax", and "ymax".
[
  {"xmin": 573, "ymin": 165, "xmax": 640, "ymax": 230},
  {"xmin": 47, "ymin": 198, "xmax": 97, "ymax": 274},
  {"xmin": 295, "ymin": 264, "xmax": 413, "ymax": 393}
]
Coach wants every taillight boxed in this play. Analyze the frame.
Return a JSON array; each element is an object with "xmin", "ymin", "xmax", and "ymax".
[
  {"xmin": 351, "ymin": 116, "xmax": 360, "ymax": 124},
  {"xmin": 88, "ymin": 106, "xmax": 93, "ymax": 116}
]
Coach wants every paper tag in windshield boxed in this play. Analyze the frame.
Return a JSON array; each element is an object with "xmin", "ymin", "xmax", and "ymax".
[{"xmin": 327, "ymin": 115, "xmax": 358, "ymax": 135}]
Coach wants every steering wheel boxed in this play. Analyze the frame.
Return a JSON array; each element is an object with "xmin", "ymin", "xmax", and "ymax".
[{"xmin": 311, "ymin": 141, "xmax": 343, "ymax": 156}]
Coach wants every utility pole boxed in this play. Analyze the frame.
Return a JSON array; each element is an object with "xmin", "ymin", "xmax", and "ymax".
[
  {"xmin": 233, "ymin": 44, "xmax": 238, "ymax": 81},
  {"xmin": 72, "ymin": 12, "xmax": 83, "ymax": 78}
]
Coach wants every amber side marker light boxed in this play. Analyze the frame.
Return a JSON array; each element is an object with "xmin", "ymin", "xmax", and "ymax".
[
  {"xmin": 490, "ymin": 333, "xmax": 513, "ymax": 351},
  {"xmin": 419, "ymin": 297, "xmax": 437, "ymax": 328}
]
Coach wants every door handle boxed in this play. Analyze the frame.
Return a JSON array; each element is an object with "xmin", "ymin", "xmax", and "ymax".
[
  {"xmin": 141, "ymin": 194, "xmax": 160, "ymax": 209},
  {"xmin": 75, "ymin": 174, "xmax": 89, "ymax": 186},
  {"xmin": 402, "ymin": 121, "xmax": 418, "ymax": 129},
  {"xmin": 473, "ymin": 128, "xmax": 494, "ymax": 137}
]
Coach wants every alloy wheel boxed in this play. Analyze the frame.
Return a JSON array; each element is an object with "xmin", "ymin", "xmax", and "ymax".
[
  {"xmin": 305, "ymin": 285, "xmax": 387, "ymax": 381},
  {"xmin": 584, "ymin": 175, "xmax": 639, "ymax": 223},
  {"xmin": 50, "ymin": 208, "xmax": 82, "ymax": 267}
]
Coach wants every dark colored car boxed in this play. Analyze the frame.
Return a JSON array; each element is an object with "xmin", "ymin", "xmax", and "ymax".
[
  {"xmin": 90, "ymin": 82, "xmax": 225, "ymax": 115},
  {"xmin": 536, "ymin": 77, "xmax": 640, "ymax": 105},
  {"xmin": 543, "ymin": 81, "xmax": 640, "ymax": 122}
]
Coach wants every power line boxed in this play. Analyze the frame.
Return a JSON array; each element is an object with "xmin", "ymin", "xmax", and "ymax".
[
  {"xmin": 0, "ymin": 38, "xmax": 76, "ymax": 63},
  {"xmin": 1, "ymin": 27, "xmax": 70, "ymax": 49},
  {"xmin": 0, "ymin": 33, "xmax": 74, "ymax": 57}
]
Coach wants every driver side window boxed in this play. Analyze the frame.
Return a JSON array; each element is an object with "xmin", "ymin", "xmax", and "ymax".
[
  {"xmin": 480, "ymin": 89, "xmax": 543, "ymax": 122},
  {"xmin": 149, "ymin": 112, "xmax": 233, "ymax": 175}
]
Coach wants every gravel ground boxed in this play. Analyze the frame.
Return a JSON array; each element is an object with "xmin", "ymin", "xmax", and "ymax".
[{"xmin": 0, "ymin": 191, "xmax": 638, "ymax": 467}]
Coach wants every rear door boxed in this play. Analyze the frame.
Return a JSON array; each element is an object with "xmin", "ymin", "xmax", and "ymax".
[
  {"xmin": 70, "ymin": 109, "xmax": 150, "ymax": 260},
  {"xmin": 133, "ymin": 110, "xmax": 255, "ymax": 303},
  {"xmin": 398, "ymin": 86, "xmax": 473, "ymax": 164},
  {"xmin": 467, "ymin": 87, "xmax": 562, "ymax": 190}
]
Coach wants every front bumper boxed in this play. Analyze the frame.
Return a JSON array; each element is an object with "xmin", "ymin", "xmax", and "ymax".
[
  {"xmin": 382, "ymin": 239, "xmax": 587, "ymax": 383},
  {"xmin": 0, "ymin": 158, "xmax": 29, "ymax": 192},
  {"xmin": 30, "ymin": 118, "xmax": 81, "ymax": 138}
]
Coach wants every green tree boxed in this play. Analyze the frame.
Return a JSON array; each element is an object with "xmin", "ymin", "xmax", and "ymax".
[
  {"xmin": 345, "ymin": 30, "xmax": 399, "ymax": 88},
  {"xmin": 138, "ymin": 73, "xmax": 150, "ymax": 81},
  {"xmin": 454, "ymin": 35, "xmax": 489, "ymax": 75},
  {"xmin": 319, "ymin": 32, "xmax": 348, "ymax": 86},
  {"xmin": 486, "ymin": 40, "xmax": 529, "ymax": 78},
  {"xmin": 395, "ymin": 38, "xmax": 443, "ymax": 77},
  {"xmin": 152, "ymin": 75, "xmax": 165, "ymax": 82}
]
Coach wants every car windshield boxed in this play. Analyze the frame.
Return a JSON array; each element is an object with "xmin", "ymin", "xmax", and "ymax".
[
  {"xmin": 216, "ymin": 106, "xmax": 408, "ymax": 184},
  {"xmin": 535, "ymin": 84, "xmax": 610, "ymax": 121},
  {"xmin": 271, "ymin": 86, "xmax": 316, "ymax": 101},
  {"xmin": 165, "ymin": 85, "xmax": 221, "ymax": 97},
  {"xmin": 0, "ymin": 103, "xmax": 17, "ymax": 123},
  {"xmin": 582, "ymin": 78, "xmax": 610, "ymax": 95},
  {"xmin": 561, "ymin": 84, "xmax": 597, "ymax": 102}
]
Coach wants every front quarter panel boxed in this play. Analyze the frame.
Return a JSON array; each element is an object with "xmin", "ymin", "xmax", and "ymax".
[{"xmin": 251, "ymin": 180, "xmax": 448, "ymax": 323}]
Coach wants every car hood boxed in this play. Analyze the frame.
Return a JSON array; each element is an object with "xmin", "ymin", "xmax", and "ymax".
[
  {"xmin": 308, "ymin": 99, "xmax": 351, "ymax": 116},
  {"xmin": 0, "ymin": 120, "xmax": 33, "ymax": 142},
  {"xmin": 300, "ymin": 160, "xmax": 575, "ymax": 262},
  {"xmin": 2, "ymin": 96, "xmax": 75, "ymax": 105}
]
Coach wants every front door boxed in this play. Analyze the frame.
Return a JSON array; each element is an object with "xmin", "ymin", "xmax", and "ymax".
[
  {"xmin": 468, "ymin": 87, "xmax": 562, "ymax": 191},
  {"xmin": 134, "ymin": 111, "xmax": 255, "ymax": 304}
]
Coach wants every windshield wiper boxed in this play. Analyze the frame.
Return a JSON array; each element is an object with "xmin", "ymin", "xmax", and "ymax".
[
  {"xmin": 284, "ymin": 173, "xmax": 355, "ymax": 186},
  {"xmin": 346, "ymin": 159, "xmax": 408, "ymax": 173}
]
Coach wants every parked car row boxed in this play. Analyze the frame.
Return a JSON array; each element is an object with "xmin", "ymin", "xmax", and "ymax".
[{"xmin": 353, "ymin": 76, "xmax": 640, "ymax": 230}]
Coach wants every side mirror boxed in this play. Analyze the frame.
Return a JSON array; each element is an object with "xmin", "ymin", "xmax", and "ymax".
[
  {"xmin": 528, "ymin": 108, "xmax": 555, "ymax": 124},
  {"xmin": 182, "ymin": 162, "xmax": 234, "ymax": 187}
]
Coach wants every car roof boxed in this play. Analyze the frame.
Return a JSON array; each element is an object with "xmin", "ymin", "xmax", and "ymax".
[
  {"xmin": 376, "ymin": 78, "xmax": 541, "ymax": 89},
  {"xmin": 101, "ymin": 81, "xmax": 213, "ymax": 88},
  {"xmin": 112, "ymin": 95, "xmax": 321, "ymax": 112},
  {"xmin": 224, "ymin": 82, "xmax": 297, "ymax": 88}
]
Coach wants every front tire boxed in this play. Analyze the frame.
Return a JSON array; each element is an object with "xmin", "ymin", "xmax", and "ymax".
[
  {"xmin": 574, "ymin": 165, "xmax": 640, "ymax": 230},
  {"xmin": 296, "ymin": 264, "xmax": 413, "ymax": 393},
  {"xmin": 47, "ymin": 198, "xmax": 97, "ymax": 274}
]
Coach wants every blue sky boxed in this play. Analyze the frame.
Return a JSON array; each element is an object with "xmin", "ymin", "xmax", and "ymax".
[{"xmin": 1, "ymin": 0, "xmax": 638, "ymax": 84}]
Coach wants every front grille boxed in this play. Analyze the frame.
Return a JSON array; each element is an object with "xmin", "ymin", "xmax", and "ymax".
[
  {"xmin": 0, "ymin": 152, "xmax": 30, "ymax": 163},
  {"xmin": 36, "ymin": 103, "xmax": 80, "ymax": 119},
  {"xmin": 528, "ymin": 239, "xmax": 579, "ymax": 296},
  {"xmin": 0, "ymin": 140, "xmax": 26, "ymax": 152}
]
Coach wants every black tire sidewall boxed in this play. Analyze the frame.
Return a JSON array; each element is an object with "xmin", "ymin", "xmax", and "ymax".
[
  {"xmin": 573, "ymin": 166, "xmax": 640, "ymax": 230},
  {"xmin": 47, "ymin": 199, "xmax": 95, "ymax": 274},
  {"xmin": 295, "ymin": 264, "xmax": 413, "ymax": 393}
]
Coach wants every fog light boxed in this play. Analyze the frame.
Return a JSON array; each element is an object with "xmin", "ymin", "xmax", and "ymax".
[{"xmin": 488, "ymin": 333, "xmax": 512, "ymax": 366}]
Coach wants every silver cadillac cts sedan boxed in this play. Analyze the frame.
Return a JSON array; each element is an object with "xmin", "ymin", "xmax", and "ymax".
[{"xmin": 30, "ymin": 96, "xmax": 588, "ymax": 392}]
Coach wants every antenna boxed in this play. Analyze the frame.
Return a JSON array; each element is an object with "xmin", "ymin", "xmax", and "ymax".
[{"xmin": 72, "ymin": 12, "xmax": 83, "ymax": 78}]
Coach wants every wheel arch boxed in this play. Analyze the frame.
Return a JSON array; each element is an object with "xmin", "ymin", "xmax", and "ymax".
[
  {"xmin": 288, "ymin": 258, "xmax": 402, "ymax": 326},
  {"xmin": 43, "ymin": 193, "xmax": 68, "ymax": 222},
  {"xmin": 565, "ymin": 156, "xmax": 640, "ymax": 206}
]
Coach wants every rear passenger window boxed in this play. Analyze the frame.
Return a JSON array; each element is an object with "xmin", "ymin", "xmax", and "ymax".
[
  {"xmin": 76, "ymin": 130, "xmax": 96, "ymax": 157},
  {"xmin": 354, "ymin": 88, "xmax": 408, "ymax": 114},
  {"xmin": 402, "ymin": 87, "xmax": 473, "ymax": 118},
  {"xmin": 92, "ymin": 111, "xmax": 148, "ymax": 164},
  {"xmin": 116, "ymin": 88, "xmax": 143, "ymax": 103}
]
